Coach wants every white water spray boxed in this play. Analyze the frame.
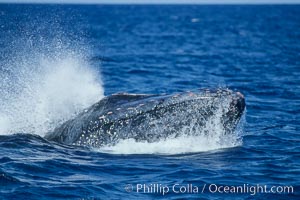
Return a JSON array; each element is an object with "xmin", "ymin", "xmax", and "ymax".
[{"xmin": 0, "ymin": 45, "xmax": 104, "ymax": 136}]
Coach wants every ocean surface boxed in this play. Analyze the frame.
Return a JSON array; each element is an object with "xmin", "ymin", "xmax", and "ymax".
[{"xmin": 0, "ymin": 4, "xmax": 299, "ymax": 199}]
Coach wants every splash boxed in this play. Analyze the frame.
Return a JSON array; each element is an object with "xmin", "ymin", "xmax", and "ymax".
[
  {"xmin": 97, "ymin": 134, "xmax": 242, "ymax": 155},
  {"xmin": 0, "ymin": 43, "xmax": 104, "ymax": 136}
]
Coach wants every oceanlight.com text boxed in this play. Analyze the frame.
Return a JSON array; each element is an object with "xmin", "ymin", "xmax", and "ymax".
[{"xmin": 124, "ymin": 183, "xmax": 294, "ymax": 196}]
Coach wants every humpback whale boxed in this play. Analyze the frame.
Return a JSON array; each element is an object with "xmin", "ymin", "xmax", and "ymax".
[{"xmin": 45, "ymin": 89, "xmax": 245, "ymax": 148}]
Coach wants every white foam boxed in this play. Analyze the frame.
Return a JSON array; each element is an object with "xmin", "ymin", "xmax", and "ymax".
[{"xmin": 98, "ymin": 134, "xmax": 242, "ymax": 155}]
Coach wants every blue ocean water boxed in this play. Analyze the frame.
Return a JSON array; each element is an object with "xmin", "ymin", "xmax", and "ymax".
[{"xmin": 0, "ymin": 4, "xmax": 299, "ymax": 199}]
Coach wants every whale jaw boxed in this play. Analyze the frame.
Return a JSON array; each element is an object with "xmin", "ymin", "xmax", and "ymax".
[{"xmin": 45, "ymin": 89, "xmax": 245, "ymax": 148}]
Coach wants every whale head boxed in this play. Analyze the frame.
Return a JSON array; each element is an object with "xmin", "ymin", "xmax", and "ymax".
[{"xmin": 45, "ymin": 89, "xmax": 245, "ymax": 147}]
